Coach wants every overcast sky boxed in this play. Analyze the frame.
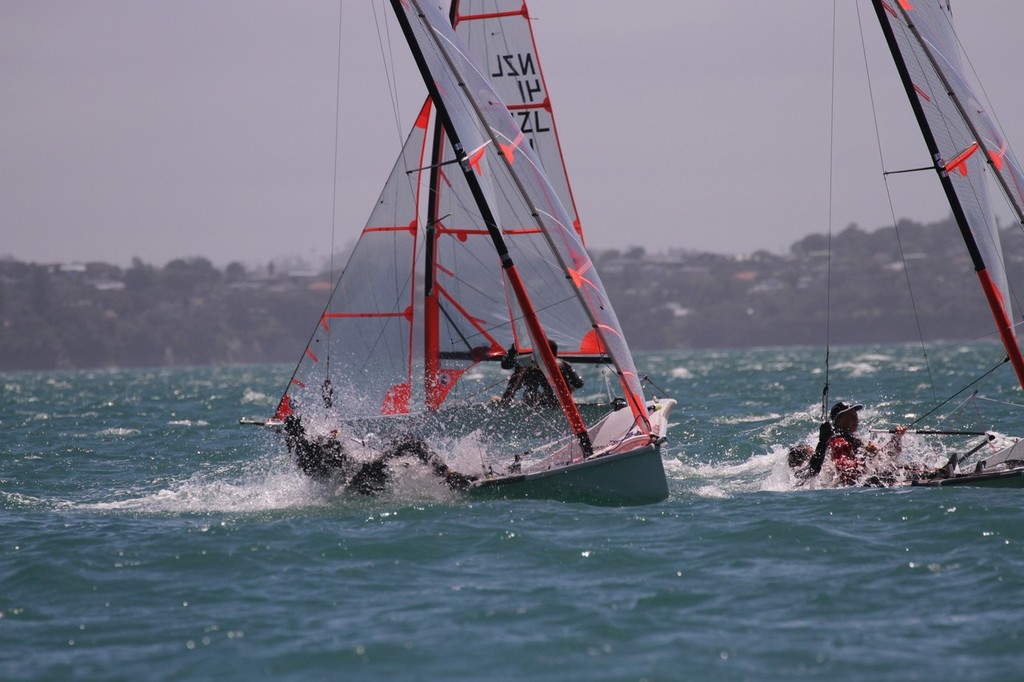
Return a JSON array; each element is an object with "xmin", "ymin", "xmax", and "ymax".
[{"xmin": 3, "ymin": 1, "xmax": 1023, "ymax": 268}]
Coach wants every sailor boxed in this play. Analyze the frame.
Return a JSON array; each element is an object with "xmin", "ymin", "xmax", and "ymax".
[
  {"xmin": 282, "ymin": 414, "xmax": 475, "ymax": 493},
  {"xmin": 347, "ymin": 433, "xmax": 477, "ymax": 495},
  {"xmin": 498, "ymin": 339, "xmax": 584, "ymax": 408},
  {"xmin": 283, "ymin": 414, "xmax": 350, "ymax": 481},
  {"xmin": 788, "ymin": 419, "xmax": 832, "ymax": 479},
  {"xmin": 321, "ymin": 378, "xmax": 334, "ymax": 409},
  {"xmin": 825, "ymin": 401, "xmax": 905, "ymax": 486}
]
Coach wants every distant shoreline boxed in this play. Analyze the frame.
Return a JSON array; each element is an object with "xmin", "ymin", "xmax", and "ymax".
[{"xmin": 2, "ymin": 214, "xmax": 1017, "ymax": 371}]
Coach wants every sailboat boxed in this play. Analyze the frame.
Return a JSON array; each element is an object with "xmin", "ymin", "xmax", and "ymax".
[
  {"xmin": 253, "ymin": 0, "xmax": 674, "ymax": 505},
  {"xmin": 863, "ymin": 0, "xmax": 1024, "ymax": 486}
]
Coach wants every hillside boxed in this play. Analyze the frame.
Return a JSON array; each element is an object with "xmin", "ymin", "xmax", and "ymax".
[{"xmin": 2, "ymin": 216, "xmax": 1021, "ymax": 371}]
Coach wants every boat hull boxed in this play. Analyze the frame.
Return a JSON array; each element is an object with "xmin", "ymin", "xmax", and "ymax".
[
  {"xmin": 911, "ymin": 467, "xmax": 1024, "ymax": 488},
  {"xmin": 468, "ymin": 443, "xmax": 669, "ymax": 506}
]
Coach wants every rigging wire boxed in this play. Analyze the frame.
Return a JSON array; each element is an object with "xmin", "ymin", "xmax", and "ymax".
[
  {"xmin": 640, "ymin": 374, "xmax": 671, "ymax": 400},
  {"xmin": 909, "ymin": 357, "xmax": 1008, "ymax": 427},
  {"xmin": 853, "ymin": 0, "xmax": 938, "ymax": 403},
  {"xmin": 371, "ymin": 0, "xmax": 408, "ymax": 149},
  {"xmin": 325, "ymin": 0, "xmax": 347, "ymax": 382},
  {"xmin": 820, "ymin": 0, "xmax": 837, "ymax": 423}
]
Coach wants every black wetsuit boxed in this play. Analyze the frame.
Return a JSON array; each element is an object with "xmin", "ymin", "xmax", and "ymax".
[
  {"xmin": 500, "ymin": 349, "xmax": 584, "ymax": 408},
  {"xmin": 283, "ymin": 415, "xmax": 475, "ymax": 493}
]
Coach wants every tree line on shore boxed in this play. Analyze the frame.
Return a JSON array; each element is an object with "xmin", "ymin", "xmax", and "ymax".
[{"xmin": 2, "ymin": 215, "xmax": 1019, "ymax": 371}]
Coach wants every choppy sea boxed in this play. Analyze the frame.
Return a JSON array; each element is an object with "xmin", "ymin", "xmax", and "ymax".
[{"xmin": 4, "ymin": 343, "xmax": 1024, "ymax": 681}]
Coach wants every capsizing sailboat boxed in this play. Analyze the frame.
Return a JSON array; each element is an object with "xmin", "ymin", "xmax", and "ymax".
[{"xmin": 249, "ymin": 0, "xmax": 675, "ymax": 504}]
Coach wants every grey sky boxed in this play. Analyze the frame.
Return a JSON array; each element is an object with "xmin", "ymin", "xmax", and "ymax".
[{"xmin": 2, "ymin": 1, "xmax": 1022, "ymax": 268}]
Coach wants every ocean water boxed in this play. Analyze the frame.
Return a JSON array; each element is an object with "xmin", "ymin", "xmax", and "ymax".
[{"xmin": 3, "ymin": 343, "xmax": 1024, "ymax": 681}]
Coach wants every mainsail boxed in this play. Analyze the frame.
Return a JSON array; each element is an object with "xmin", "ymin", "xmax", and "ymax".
[
  {"xmin": 872, "ymin": 0, "xmax": 1024, "ymax": 388},
  {"xmin": 273, "ymin": 0, "xmax": 652, "ymax": 460}
]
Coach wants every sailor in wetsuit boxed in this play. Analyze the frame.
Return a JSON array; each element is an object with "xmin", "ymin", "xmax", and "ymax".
[
  {"xmin": 790, "ymin": 400, "xmax": 907, "ymax": 485},
  {"xmin": 282, "ymin": 414, "xmax": 475, "ymax": 493},
  {"xmin": 498, "ymin": 339, "xmax": 584, "ymax": 408},
  {"xmin": 825, "ymin": 401, "xmax": 905, "ymax": 486}
]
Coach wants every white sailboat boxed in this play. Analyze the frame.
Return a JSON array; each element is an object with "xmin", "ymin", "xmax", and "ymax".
[
  {"xmin": 869, "ymin": 0, "xmax": 1024, "ymax": 486},
  {"xmin": 257, "ymin": 0, "xmax": 674, "ymax": 504}
]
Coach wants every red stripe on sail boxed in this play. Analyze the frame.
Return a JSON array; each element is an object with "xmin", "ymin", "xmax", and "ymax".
[
  {"xmin": 414, "ymin": 100, "xmax": 431, "ymax": 129},
  {"xmin": 305, "ymin": 348, "xmax": 319, "ymax": 363},
  {"xmin": 989, "ymin": 143, "xmax": 1007, "ymax": 171},
  {"xmin": 382, "ymin": 383, "xmax": 411, "ymax": 415},
  {"xmin": 322, "ymin": 311, "xmax": 409, "ymax": 320},
  {"xmin": 506, "ymin": 101, "xmax": 547, "ymax": 112},
  {"xmin": 467, "ymin": 144, "xmax": 487, "ymax": 175},
  {"xmin": 978, "ymin": 268, "xmax": 1024, "ymax": 391},
  {"xmin": 427, "ymin": 368, "xmax": 466, "ymax": 410},
  {"xmin": 455, "ymin": 3, "xmax": 527, "ymax": 23},
  {"xmin": 882, "ymin": 1, "xmax": 914, "ymax": 17},
  {"xmin": 945, "ymin": 142, "xmax": 979, "ymax": 177},
  {"xmin": 499, "ymin": 131, "xmax": 524, "ymax": 164},
  {"xmin": 579, "ymin": 328, "xmax": 607, "ymax": 354},
  {"xmin": 567, "ymin": 252, "xmax": 594, "ymax": 290},
  {"xmin": 438, "ymin": 226, "xmax": 543, "ymax": 242},
  {"xmin": 363, "ymin": 224, "xmax": 415, "ymax": 234},
  {"xmin": 272, "ymin": 396, "xmax": 294, "ymax": 421}
]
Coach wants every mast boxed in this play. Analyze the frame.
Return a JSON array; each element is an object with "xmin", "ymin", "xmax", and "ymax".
[
  {"xmin": 423, "ymin": 102, "xmax": 444, "ymax": 410},
  {"xmin": 422, "ymin": 2, "xmax": 470, "ymax": 411},
  {"xmin": 421, "ymin": 5, "xmax": 457, "ymax": 411},
  {"xmin": 871, "ymin": 0, "xmax": 1024, "ymax": 391},
  {"xmin": 391, "ymin": 0, "xmax": 593, "ymax": 454}
]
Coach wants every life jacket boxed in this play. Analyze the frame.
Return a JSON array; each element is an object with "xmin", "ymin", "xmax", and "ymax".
[{"xmin": 829, "ymin": 431, "xmax": 865, "ymax": 485}]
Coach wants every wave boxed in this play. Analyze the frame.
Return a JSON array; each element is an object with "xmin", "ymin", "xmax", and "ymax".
[
  {"xmin": 97, "ymin": 427, "xmax": 141, "ymax": 436},
  {"xmin": 83, "ymin": 467, "xmax": 329, "ymax": 514},
  {"xmin": 241, "ymin": 388, "xmax": 276, "ymax": 406},
  {"xmin": 78, "ymin": 441, "xmax": 473, "ymax": 515},
  {"xmin": 665, "ymin": 449, "xmax": 791, "ymax": 498}
]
